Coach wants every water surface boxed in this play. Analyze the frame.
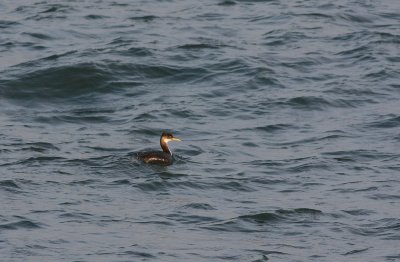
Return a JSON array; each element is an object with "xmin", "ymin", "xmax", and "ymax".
[{"xmin": 1, "ymin": 0, "xmax": 399, "ymax": 261}]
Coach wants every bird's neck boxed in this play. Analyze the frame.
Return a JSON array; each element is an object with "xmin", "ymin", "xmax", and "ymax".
[{"xmin": 160, "ymin": 138, "xmax": 171, "ymax": 154}]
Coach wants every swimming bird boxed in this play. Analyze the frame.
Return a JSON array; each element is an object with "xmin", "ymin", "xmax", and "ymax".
[{"xmin": 137, "ymin": 132, "xmax": 181, "ymax": 166}]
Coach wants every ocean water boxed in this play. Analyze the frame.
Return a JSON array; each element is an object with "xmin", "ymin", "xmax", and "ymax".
[{"xmin": 1, "ymin": 0, "xmax": 399, "ymax": 261}]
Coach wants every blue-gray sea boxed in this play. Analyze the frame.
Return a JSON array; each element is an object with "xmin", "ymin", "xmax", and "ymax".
[{"xmin": 1, "ymin": 0, "xmax": 399, "ymax": 261}]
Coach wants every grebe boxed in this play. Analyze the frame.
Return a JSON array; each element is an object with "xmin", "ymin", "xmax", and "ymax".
[{"xmin": 137, "ymin": 132, "xmax": 181, "ymax": 166}]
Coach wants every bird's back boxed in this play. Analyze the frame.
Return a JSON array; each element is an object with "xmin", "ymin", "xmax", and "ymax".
[{"xmin": 136, "ymin": 151, "xmax": 172, "ymax": 166}]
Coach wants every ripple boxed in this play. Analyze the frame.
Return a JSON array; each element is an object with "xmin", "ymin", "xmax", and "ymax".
[
  {"xmin": 164, "ymin": 213, "xmax": 219, "ymax": 224},
  {"xmin": 134, "ymin": 180, "xmax": 201, "ymax": 192},
  {"xmin": 0, "ymin": 179, "xmax": 20, "ymax": 189},
  {"xmin": 369, "ymin": 194, "xmax": 400, "ymax": 200},
  {"xmin": 343, "ymin": 209, "xmax": 376, "ymax": 216},
  {"xmin": 68, "ymin": 179, "xmax": 101, "ymax": 186},
  {"xmin": 254, "ymin": 123, "xmax": 296, "ymax": 133},
  {"xmin": 1, "ymin": 0, "xmax": 399, "ymax": 260},
  {"xmin": 35, "ymin": 113, "xmax": 113, "ymax": 124},
  {"xmin": 0, "ymin": 20, "xmax": 20, "ymax": 28},
  {"xmin": 109, "ymin": 179, "xmax": 131, "ymax": 185},
  {"xmin": 39, "ymin": 4, "xmax": 72, "ymax": 14},
  {"xmin": 0, "ymin": 220, "xmax": 41, "ymax": 230},
  {"xmin": 59, "ymin": 212, "xmax": 93, "ymax": 220},
  {"xmin": 276, "ymin": 208, "xmax": 323, "ymax": 216},
  {"xmin": 348, "ymin": 218, "xmax": 400, "ymax": 238},
  {"xmin": 203, "ymin": 208, "xmax": 323, "ymax": 232},
  {"xmin": 286, "ymin": 96, "xmax": 348, "ymax": 110},
  {"xmin": 218, "ymin": 0, "xmax": 237, "ymax": 6},
  {"xmin": 182, "ymin": 203, "xmax": 216, "ymax": 210},
  {"xmin": 1, "ymin": 63, "xmax": 115, "ymax": 103},
  {"xmin": 322, "ymin": 149, "xmax": 393, "ymax": 162},
  {"xmin": 118, "ymin": 250, "xmax": 156, "ymax": 258},
  {"xmin": 342, "ymin": 247, "xmax": 370, "ymax": 256},
  {"xmin": 125, "ymin": 47, "xmax": 153, "ymax": 57},
  {"xmin": 85, "ymin": 14, "xmax": 109, "ymax": 20},
  {"xmin": 128, "ymin": 15, "xmax": 159, "ymax": 22},
  {"xmin": 177, "ymin": 43, "xmax": 220, "ymax": 50},
  {"xmin": 366, "ymin": 115, "xmax": 400, "ymax": 129},
  {"xmin": 22, "ymin": 32, "xmax": 53, "ymax": 40},
  {"xmin": 13, "ymin": 156, "xmax": 65, "ymax": 166},
  {"xmin": 21, "ymin": 142, "xmax": 60, "ymax": 153},
  {"xmin": 239, "ymin": 212, "xmax": 283, "ymax": 223},
  {"xmin": 338, "ymin": 12, "xmax": 373, "ymax": 24}
]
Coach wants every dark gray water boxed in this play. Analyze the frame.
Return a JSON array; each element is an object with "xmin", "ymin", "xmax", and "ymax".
[{"xmin": 1, "ymin": 0, "xmax": 399, "ymax": 261}]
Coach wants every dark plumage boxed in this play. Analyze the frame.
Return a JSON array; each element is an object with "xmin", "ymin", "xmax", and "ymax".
[{"xmin": 137, "ymin": 133, "xmax": 181, "ymax": 166}]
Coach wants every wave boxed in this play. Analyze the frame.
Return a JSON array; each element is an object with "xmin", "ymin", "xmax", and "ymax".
[
  {"xmin": 365, "ymin": 115, "xmax": 400, "ymax": 129},
  {"xmin": 347, "ymin": 218, "xmax": 400, "ymax": 238},
  {"xmin": 59, "ymin": 212, "xmax": 93, "ymax": 220},
  {"xmin": 0, "ymin": 219, "xmax": 41, "ymax": 230},
  {"xmin": 133, "ymin": 178, "xmax": 254, "ymax": 192},
  {"xmin": 181, "ymin": 202, "xmax": 216, "ymax": 210},
  {"xmin": 342, "ymin": 247, "xmax": 370, "ymax": 256},
  {"xmin": 128, "ymin": 15, "xmax": 159, "ymax": 22},
  {"xmin": 0, "ymin": 20, "xmax": 20, "ymax": 28},
  {"xmin": 343, "ymin": 209, "xmax": 376, "ymax": 216},
  {"xmin": 85, "ymin": 14, "xmax": 109, "ymax": 20},
  {"xmin": 255, "ymin": 123, "xmax": 296, "ymax": 133},
  {"xmin": 239, "ymin": 212, "xmax": 283, "ymax": 223},
  {"xmin": 0, "ymin": 179, "xmax": 22, "ymax": 193},
  {"xmin": 322, "ymin": 149, "xmax": 395, "ymax": 162},
  {"xmin": 0, "ymin": 63, "xmax": 114, "ymax": 102},
  {"xmin": 202, "ymin": 208, "xmax": 323, "ymax": 232},
  {"xmin": 1, "ymin": 60, "xmax": 213, "ymax": 105},
  {"xmin": 177, "ymin": 43, "xmax": 221, "ymax": 50}
]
